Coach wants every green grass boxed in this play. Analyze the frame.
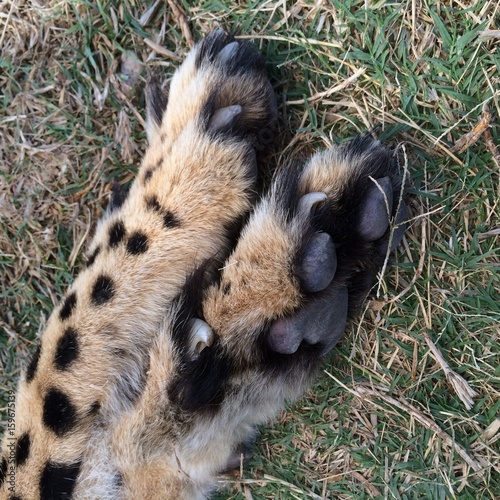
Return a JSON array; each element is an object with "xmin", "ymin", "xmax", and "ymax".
[{"xmin": 1, "ymin": 0, "xmax": 499, "ymax": 498}]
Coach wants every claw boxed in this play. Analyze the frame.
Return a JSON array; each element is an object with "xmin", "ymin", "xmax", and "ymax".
[
  {"xmin": 298, "ymin": 192, "xmax": 328, "ymax": 217},
  {"xmin": 208, "ymin": 105, "xmax": 242, "ymax": 132},
  {"xmin": 217, "ymin": 41, "xmax": 239, "ymax": 65},
  {"xmin": 188, "ymin": 318, "xmax": 214, "ymax": 360}
]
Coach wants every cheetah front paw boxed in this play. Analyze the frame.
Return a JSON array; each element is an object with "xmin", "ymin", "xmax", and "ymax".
[
  {"xmin": 168, "ymin": 134, "xmax": 408, "ymax": 421},
  {"xmin": 265, "ymin": 133, "xmax": 408, "ymax": 355},
  {"xmin": 162, "ymin": 134, "xmax": 409, "ymax": 485}
]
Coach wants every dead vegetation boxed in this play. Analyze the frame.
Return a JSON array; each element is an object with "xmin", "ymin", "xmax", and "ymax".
[{"xmin": 1, "ymin": 0, "xmax": 499, "ymax": 498}]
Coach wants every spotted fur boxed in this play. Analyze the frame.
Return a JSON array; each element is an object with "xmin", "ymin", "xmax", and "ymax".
[
  {"xmin": 81, "ymin": 135, "xmax": 407, "ymax": 499},
  {"xmin": 1, "ymin": 31, "xmax": 408, "ymax": 500},
  {"xmin": 1, "ymin": 30, "xmax": 276, "ymax": 500}
]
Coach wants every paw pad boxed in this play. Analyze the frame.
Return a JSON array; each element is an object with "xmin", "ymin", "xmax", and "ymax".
[{"xmin": 297, "ymin": 232, "xmax": 337, "ymax": 293}]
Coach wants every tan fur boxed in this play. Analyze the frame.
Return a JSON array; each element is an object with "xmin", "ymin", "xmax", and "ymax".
[
  {"xmin": 204, "ymin": 141, "xmax": 391, "ymax": 353},
  {"xmin": 202, "ymin": 148, "xmax": 375, "ymax": 354},
  {"xmin": 1, "ymin": 32, "xmax": 401, "ymax": 500},
  {"xmin": 298, "ymin": 138, "xmax": 385, "ymax": 200},
  {"xmin": 204, "ymin": 194, "xmax": 305, "ymax": 361},
  {"xmin": 96, "ymin": 143, "xmax": 392, "ymax": 500},
  {"xmin": 1, "ymin": 31, "xmax": 274, "ymax": 500}
]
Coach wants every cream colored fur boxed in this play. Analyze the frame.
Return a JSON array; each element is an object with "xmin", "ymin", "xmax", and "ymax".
[
  {"xmin": 1, "ymin": 31, "xmax": 272, "ymax": 500},
  {"xmin": 1, "ymin": 31, "xmax": 401, "ymax": 500}
]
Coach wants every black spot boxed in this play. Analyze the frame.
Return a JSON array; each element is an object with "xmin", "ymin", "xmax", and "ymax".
[
  {"xmin": 146, "ymin": 195, "xmax": 161, "ymax": 212},
  {"xmin": 0, "ymin": 456, "xmax": 7, "ymax": 487},
  {"xmin": 86, "ymin": 246, "xmax": 101, "ymax": 268},
  {"xmin": 126, "ymin": 232, "xmax": 149, "ymax": 255},
  {"xmin": 146, "ymin": 77, "xmax": 168, "ymax": 131},
  {"xmin": 143, "ymin": 158, "xmax": 162, "ymax": 185},
  {"xmin": 114, "ymin": 472, "xmax": 124, "ymax": 487},
  {"xmin": 108, "ymin": 221, "xmax": 126, "ymax": 248},
  {"xmin": 89, "ymin": 401, "xmax": 101, "ymax": 416},
  {"xmin": 42, "ymin": 389, "xmax": 77, "ymax": 437},
  {"xmin": 145, "ymin": 195, "xmax": 180, "ymax": 229},
  {"xmin": 40, "ymin": 461, "xmax": 81, "ymax": 500},
  {"xmin": 55, "ymin": 328, "xmax": 79, "ymax": 370},
  {"xmin": 59, "ymin": 292, "xmax": 77, "ymax": 321},
  {"xmin": 163, "ymin": 211, "xmax": 180, "ymax": 229},
  {"xmin": 26, "ymin": 344, "xmax": 41, "ymax": 383},
  {"xmin": 222, "ymin": 282, "xmax": 231, "ymax": 295},
  {"xmin": 16, "ymin": 433, "xmax": 30, "ymax": 466},
  {"xmin": 108, "ymin": 182, "xmax": 128, "ymax": 213},
  {"xmin": 91, "ymin": 275, "xmax": 115, "ymax": 305},
  {"xmin": 143, "ymin": 168, "xmax": 154, "ymax": 184},
  {"xmin": 9, "ymin": 496, "xmax": 22, "ymax": 500}
]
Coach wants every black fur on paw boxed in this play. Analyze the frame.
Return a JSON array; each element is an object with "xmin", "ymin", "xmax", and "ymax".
[
  {"xmin": 195, "ymin": 30, "xmax": 264, "ymax": 75},
  {"xmin": 167, "ymin": 263, "xmax": 232, "ymax": 415}
]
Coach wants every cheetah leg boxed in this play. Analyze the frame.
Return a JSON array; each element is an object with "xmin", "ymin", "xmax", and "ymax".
[
  {"xmin": 163, "ymin": 134, "xmax": 408, "ymax": 486},
  {"xmin": 3, "ymin": 30, "xmax": 277, "ymax": 500}
]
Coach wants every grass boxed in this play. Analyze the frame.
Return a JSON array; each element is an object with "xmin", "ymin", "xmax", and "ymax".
[{"xmin": 1, "ymin": 0, "xmax": 499, "ymax": 498}]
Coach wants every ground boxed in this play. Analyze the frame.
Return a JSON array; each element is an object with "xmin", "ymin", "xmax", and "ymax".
[{"xmin": 0, "ymin": 0, "xmax": 499, "ymax": 498}]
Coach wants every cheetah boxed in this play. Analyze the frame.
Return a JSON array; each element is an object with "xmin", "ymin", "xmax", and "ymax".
[{"xmin": 0, "ymin": 31, "xmax": 408, "ymax": 499}]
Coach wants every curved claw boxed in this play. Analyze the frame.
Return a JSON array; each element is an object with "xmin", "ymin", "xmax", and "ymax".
[
  {"xmin": 208, "ymin": 105, "xmax": 242, "ymax": 132},
  {"xmin": 298, "ymin": 192, "xmax": 328, "ymax": 217},
  {"xmin": 188, "ymin": 318, "xmax": 214, "ymax": 360}
]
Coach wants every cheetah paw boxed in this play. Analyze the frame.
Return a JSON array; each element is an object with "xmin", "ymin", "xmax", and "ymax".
[{"xmin": 146, "ymin": 29, "xmax": 277, "ymax": 151}]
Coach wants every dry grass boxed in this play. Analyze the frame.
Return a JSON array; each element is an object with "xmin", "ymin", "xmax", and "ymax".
[{"xmin": 1, "ymin": 0, "xmax": 499, "ymax": 498}]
